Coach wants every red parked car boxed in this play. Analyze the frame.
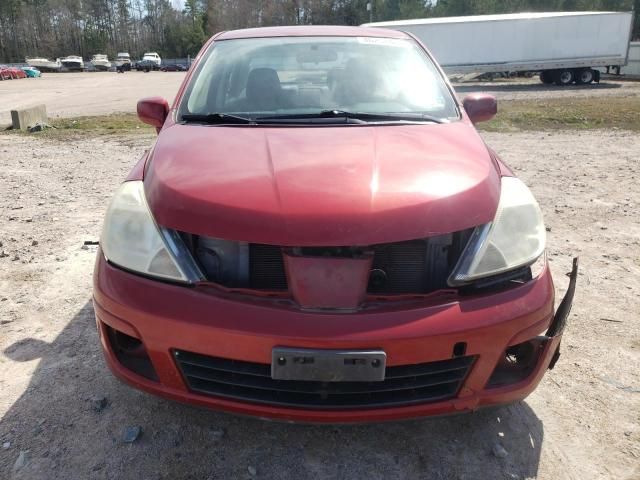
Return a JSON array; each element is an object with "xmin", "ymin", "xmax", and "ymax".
[
  {"xmin": 94, "ymin": 26, "xmax": 577, "ymax": 423},
  {"xmin": 8, "ymin": 66, "xmax": 27, "ymax": 79},
  {"xmin": 0, "ymin": 65, "xmax": 14, "ymax": 80}
]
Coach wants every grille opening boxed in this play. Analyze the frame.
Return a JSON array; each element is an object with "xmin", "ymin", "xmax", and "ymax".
[
  {"xmin": 185, "ymin": 229, "xmax": 473, "ymax": 296},
  {"xmin": 174, "ymin": 350, "xmax": 476, "ymax": 409},
  {"xmin": 487, "ymin": 337, "xmax": 546, "ymax": 388},
  {"xmin": 249, "ymin": 244, "xmax": 288, "ymax": 290},
  {"xmin": 105, "ymin": 324, "xmax": 158, "ymax": 381}
]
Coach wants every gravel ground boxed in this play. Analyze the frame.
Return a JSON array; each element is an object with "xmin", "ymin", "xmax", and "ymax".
[{"xmin": 0, "ymin": 127, "xmax": 638, "ymax": 480}]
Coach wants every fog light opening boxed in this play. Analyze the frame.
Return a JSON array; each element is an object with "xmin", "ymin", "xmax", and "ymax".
[
  {"xmin": 105, "ymin": 324, "xmax": 158, "ymax": 382},
  {"xmin": 487, "ymin": 338, "xmax": 545, "ymax": 388},
  {"xmin": 453, "ymin": 342, "xmax": 467, "ymax": 357}
]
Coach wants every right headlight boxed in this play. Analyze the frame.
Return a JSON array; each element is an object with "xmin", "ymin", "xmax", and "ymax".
[
  {"xmin": 449, "ymin": 176, "xmax": 546, "ymax": 286},
  {"xmin": 101, "ymin": 181, "xmax": 203, "ymax": 283}
]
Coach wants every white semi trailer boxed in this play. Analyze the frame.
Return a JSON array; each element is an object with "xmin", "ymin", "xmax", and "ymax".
[{"xmin": 364, "ymin": 11, "xmax": 634, "ymax": 85}]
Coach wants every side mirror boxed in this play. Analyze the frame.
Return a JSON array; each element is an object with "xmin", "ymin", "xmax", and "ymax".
[
  {"xmin": 462, "ymin": 93, "xmax": 497, "ymax": 123},
  {"xmin": 137, "ymin": 97, "xmax": 169, "ymax": 132}
]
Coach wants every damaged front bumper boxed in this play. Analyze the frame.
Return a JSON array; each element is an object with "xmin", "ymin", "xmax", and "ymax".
[
  {"xmin": 93, "ymin": 254, "xmax": 578, "ymax": 423},
  {"xmin": 547, "ymin": 257, "xmax": 579, "ymax": 369},
  {"xmin": 480, "ymin": 257, "xmax": 578, "ymax": 402}
]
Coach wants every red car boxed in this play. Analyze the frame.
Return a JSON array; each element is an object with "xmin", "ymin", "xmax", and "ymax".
[
  {"xmin": 0, "ymin": 65, "xmax": 14, "ymax": 80},
  {"xmin": 8, "ymin": 66, "xmax": 27, "ymax": 79},
  {"xmin": 94, "ymin": 26, "xmax": 577, "ymax": 423}
]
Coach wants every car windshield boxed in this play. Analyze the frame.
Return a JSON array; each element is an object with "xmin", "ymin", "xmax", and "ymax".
[{"xmin": 179, "ymin": 36, "xmax": 458, "ymax": 123}]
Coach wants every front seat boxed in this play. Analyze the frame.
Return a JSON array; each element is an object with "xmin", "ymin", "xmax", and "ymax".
[
  {"xmin": 245, "ymin": 68, "xmax": 285, "ymax": 111},
  {"xmin": 334, "ymin": 58, "xmax": 380, "ymax": 106}
]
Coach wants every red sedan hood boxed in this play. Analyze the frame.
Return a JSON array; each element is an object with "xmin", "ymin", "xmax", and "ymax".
[{"xmin": 145, "ymin": 122, "xmax": 500, "ymax": 246}]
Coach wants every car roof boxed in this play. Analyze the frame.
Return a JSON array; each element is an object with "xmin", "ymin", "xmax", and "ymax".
[{"xmin": 216, "ymin": 25, "xmax": 410, "ymax": 41}]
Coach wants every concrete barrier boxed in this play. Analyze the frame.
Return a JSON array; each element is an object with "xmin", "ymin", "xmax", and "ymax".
[{"xmin": 10, "ymin": 104, "xmax": 48, "ymax": 130}]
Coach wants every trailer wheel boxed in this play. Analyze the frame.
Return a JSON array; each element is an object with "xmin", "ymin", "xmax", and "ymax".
[
  {"xmin": 575, "ymin": 68, "xmax": 595, "ymax": 85},
  {"xmin": 554, "ymin": 69, "xmax": 574, "ymax": 86},
  {"xmin": 540, "ymin": 70, "xmax": 554, "ymax": 84}
]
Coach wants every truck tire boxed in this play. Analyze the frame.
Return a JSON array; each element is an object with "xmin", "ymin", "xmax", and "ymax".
[
  {"xmin": 554, "ymin": 69, "xmax": 574, "ymax": 86},
  {"xmin": 575, "ymin": 68, "xmax": 595, "ymax": 85},
  {"xmin": 540, "ymin": 70, "xmax": 554, "ymax": 84}
]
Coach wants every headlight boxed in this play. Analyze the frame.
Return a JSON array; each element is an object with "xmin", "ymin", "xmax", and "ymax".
[
  {"xmin": 101, "ymin": 181, "xmax": 203, "ymax": 283},
  {"xmin": 449, "ymin": 177, "xmax": 546, "ymax": 285}
]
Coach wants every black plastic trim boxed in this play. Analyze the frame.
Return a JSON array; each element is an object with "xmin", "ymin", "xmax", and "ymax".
[{"xmin": 174, "ymin": 350, "xmax": 476, "ymax": 410}]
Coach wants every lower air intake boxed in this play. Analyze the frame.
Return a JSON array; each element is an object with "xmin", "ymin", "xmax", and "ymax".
[{"xmin": 174, "ymin": 350, "xmax": 475, "ymax": 409}]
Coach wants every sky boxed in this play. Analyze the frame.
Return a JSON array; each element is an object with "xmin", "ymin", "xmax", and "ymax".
[{"xmin": 171, "ymin": 0, "xmax": 185, "ymax": 10}]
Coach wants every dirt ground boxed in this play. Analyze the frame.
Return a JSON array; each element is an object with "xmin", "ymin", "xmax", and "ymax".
[{"xmin": 1, "ymin": 80, "xmax": 639, "ymax": 480}]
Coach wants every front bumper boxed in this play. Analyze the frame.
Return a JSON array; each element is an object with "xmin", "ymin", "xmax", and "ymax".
[{"xmin": 93, "ymin": 252, "xmax": 576, "ymax": 423}]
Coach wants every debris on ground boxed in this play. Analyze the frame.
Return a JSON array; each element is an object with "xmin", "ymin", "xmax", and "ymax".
[
  {"xmin": 90, "ymin": 396, "xmax": 108, "ymax": 413},
  {"xmin": 28, "ymin": 122, "xmax": 54, "ymax": 133},
  {"xmin": 599, "ymin": 317, "xmax": 623, "ymax": 323},
  {"xmin": 492, "ymin": 443, "xmax": 508, "ymax": 459},
  {"xmin": 2, "ymin": 441, "xmax": 10, "ymax": 449},
  {"xmin": 211, "ymin": 428, "xmax": 225, "ymax": 441},
  {"xmin": 122, "ymin": 426, "xmax": 142, "ymax": 443},
  {"xmin": 13, "ymin": 450, "xmax": 28, "ymax": 472},
  {"xmin": 247, "ymin": 466, "xmax": 257, "ymax": 476}
]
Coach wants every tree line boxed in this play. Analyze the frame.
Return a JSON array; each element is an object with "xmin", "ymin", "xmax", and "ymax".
[{"xmin": 0, "ymin": 0, "xmax": 638, "ymax": 63}]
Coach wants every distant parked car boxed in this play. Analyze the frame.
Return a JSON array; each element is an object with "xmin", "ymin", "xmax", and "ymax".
[
  {"xmin": 160, "ymin": 64, "xmax": 187, "ymax": 72},
  {"xmin": 115, "ymin": 52, "xmax": 132, "ymax": 72},
  {"xmin": 0, "ymin": 65, "xmax": 12, "ymax": 80},
  {"xmin": 134, "ymin": 59, "xmax": 156, "ymax": 72},
  {"xmin": 21, "ymin": 66, "xmax": 41, "ymax": 78},
  {"xmin": 6, "ymin": 66, "xmax": 27, "ymax": 79}
]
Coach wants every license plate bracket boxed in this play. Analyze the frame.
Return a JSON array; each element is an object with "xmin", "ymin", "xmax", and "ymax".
[{"xmin": 271, "ymin": 347, "xmax": 386, "ymax": 382}]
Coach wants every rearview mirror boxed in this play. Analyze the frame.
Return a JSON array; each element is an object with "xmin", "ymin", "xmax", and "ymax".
[
  {"xmin": 137, "ymin": 97, "xmax": 169, "ymax": 132},
  {"xmin": 462, "ymin": 94, "xmax": 497, "ymax": 123}
]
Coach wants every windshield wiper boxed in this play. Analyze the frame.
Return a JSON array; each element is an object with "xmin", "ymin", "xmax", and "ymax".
[
  {"xmin": 257, "ymin": 110, "xmax": 444, "ymax": 124},
  {"xmin": 182, "ymin": 113, "xmax": 255, "ymax": 124},
  {"xmin": 182, "ymin": 110, "xmax": 444, "ymax": 125}
]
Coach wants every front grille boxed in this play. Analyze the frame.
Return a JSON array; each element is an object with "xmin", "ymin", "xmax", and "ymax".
[
  {"xmin": 174, "ymin": 350, "xmax": 476, "ymax": 409},
  {"xmin": 369, "ymin": 239, "xmax": 443, "ymax": 294},
  {"xmin": 249, "ymin": 244, "xmax": 287, "ymax": 290},
  {"xmin": 190, "ymin": 229, "xmax": 473, "ymax": 295}
]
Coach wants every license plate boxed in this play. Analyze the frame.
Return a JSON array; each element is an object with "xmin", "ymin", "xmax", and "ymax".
[{"xmin": 271, "ymin": 347, "xmax": 386, "ymax": 382}]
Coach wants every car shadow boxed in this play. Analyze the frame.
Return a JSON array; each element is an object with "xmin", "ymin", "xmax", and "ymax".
[{"xmin": 1, "ymin": 301, "xmax": 544, "ymax": 479}]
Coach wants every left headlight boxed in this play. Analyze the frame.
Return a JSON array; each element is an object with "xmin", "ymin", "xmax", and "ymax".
[
  {"xmin": 449, "ymin": 176, "xmax": 546, "ymax": 286},
  {"xmin": 101, "ymin": 181, "xmax": 203, "ymax": 283}
]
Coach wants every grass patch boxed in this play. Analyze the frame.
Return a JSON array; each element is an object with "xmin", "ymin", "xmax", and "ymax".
[
  {"xmin": 2, "ymin": 113, "xmax": 154, "ymax": 138},
  {"xmin": 479, "ymin": 95, "xmax": 640, "ymax": 132},
  {"xmin": 52, "ymin": 113, "xmax": 153, "ymax": 133},
  {"xmin": 4, "ymin": 94, "xmax": 639, "ymax": 137}
]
